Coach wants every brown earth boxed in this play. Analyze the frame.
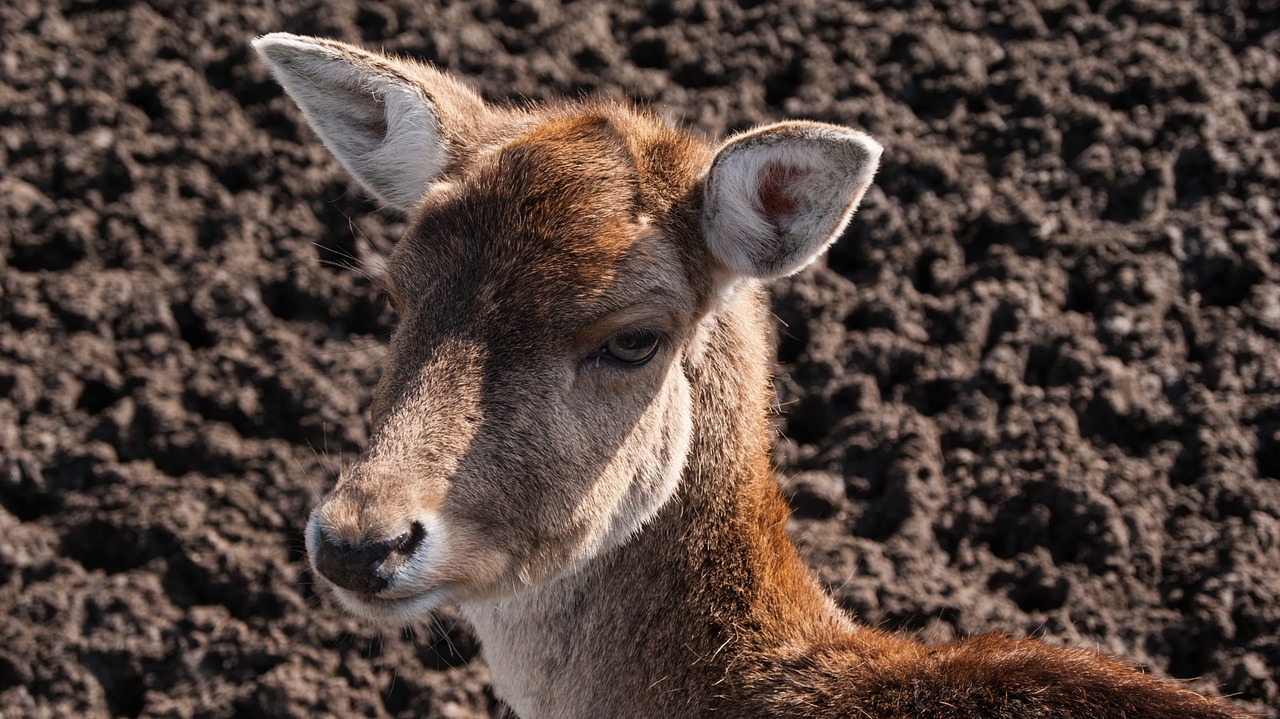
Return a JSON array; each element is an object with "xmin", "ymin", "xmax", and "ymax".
[{"xmin": 2, "ymin": 0, "xmax": 1278, "ymax": 717}]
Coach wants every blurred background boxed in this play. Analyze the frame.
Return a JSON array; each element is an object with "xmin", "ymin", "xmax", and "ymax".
[{"xmin": 1, "ymin": 0, "xmax": 1277, "ymax": 716}]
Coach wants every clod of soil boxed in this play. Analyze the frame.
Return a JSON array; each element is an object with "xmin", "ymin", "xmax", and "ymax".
[{"xmin": 1, "ymin": 1, "xmax": 1277, "ymax": 717}]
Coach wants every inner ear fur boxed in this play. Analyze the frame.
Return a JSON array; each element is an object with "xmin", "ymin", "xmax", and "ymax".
[
  {"xmin": 253, "ymin": 33, "xmax": 508, "ymax": 212},
  {"xmin": 701, "ymin": 121, "xmax": 882, "ymax": 281}
]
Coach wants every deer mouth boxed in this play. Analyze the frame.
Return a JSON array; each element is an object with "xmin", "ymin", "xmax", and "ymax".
[{"xmin": 326, "ymin": 584, "xmax": 451, "ymax": 625}]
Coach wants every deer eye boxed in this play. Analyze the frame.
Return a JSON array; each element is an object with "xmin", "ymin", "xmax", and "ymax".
[{"xmin": 601, "ymin": 329, "xmax": 662, "ymax": 365}]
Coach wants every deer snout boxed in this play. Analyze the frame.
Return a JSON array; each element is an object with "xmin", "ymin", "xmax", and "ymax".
[{"xmin": 312, "ymin": 520, "xmax": 427, "ymax": 594}]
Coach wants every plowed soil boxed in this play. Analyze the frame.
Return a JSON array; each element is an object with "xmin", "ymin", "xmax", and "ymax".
[{"xmin": 2, "ymin": 1, "xmax": 1278, "ymax": 717}]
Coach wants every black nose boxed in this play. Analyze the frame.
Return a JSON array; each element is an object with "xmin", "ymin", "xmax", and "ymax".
[{"xmin": 313, "ymin": 521, "xmax": 426, "ymax": 594}]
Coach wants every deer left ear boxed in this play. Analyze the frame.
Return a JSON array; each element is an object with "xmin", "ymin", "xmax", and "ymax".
[{"xmin": 702, "ymin": 122, "xmax": 882, "ymax": 280}]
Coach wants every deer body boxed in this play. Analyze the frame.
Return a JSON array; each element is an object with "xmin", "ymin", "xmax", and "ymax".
[{"xmin": 254, "ymin": 34, "xmax": 1246, "ymax": 718}]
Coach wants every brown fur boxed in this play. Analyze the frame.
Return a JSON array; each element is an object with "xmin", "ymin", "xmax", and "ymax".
[{"xmin": 255, "ymin": 35, "xmax": 1251, "ymax": 719}]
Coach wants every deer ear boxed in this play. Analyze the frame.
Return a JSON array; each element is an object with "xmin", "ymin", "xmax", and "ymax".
[
  {"xmin": 253, "ymin": 33, "xmax": 488, "ymax": 213},
  {"xmin": 702, "ymin": 122, "xmax": 882, "ymax": 280}
]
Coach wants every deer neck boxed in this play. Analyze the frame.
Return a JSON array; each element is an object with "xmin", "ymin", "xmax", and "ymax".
[{"xmin": 459, "ymin": 286, "xmax": 849, "ymax": 718}]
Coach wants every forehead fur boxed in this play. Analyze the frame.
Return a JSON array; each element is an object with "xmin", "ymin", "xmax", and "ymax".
[{"xmin": 392, "ymin": 105, "xmax": 713, "ymax": 323}]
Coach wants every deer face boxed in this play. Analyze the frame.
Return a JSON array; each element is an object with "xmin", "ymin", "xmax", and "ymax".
[
  {"xmin": 317, "ymin": 120, "xmax": 708, "ymax": 621},
  {"xmin": 255, "ymin": 34, "xmax": 879, "ymax": 623}
]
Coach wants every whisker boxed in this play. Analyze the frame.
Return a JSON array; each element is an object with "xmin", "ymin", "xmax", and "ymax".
[
  {"xmin": 314, "ymin": 340, "xmax": 390, "ymax": 357},
  {"xmin": 360, "ymin": 351, "xmax": 389, "ymax": 373}
]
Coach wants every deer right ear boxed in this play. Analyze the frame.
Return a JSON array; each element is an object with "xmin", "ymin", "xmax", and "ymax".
[
  {"xmin": 253, "ymin": 33, "xmax": 489, "ymax": 213},
  {"xmin": 702, "ymin": 122, "xmax": 882, "ymax": 281}
]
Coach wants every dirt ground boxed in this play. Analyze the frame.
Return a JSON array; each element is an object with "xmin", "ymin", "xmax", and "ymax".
[{"xmin": 1, "ymin": 0, "xmax": 1278, "ymax": 717}]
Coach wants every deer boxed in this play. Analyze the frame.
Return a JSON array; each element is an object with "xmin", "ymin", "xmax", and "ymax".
[{"xmin": 253, "ymin": 33, "xmax": 1249, "ymax": 719}]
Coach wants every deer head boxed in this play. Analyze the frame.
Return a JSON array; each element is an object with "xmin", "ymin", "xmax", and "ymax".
[{"xmin": 253, "ymin": 33, "xmax": 880, "ymax": 623}]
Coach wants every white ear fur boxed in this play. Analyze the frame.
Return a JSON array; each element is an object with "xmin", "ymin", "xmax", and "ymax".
[
  {"xmin": 252, "ymin": 33, "xmax": 447, "ymax": 212},
  {"xmin": 702, "ymin": 122, "xmax": 882, "ymax": 280}
]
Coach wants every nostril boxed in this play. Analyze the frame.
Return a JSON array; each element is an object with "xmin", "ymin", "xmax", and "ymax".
[{"xmin": 392, "ymin": 521, "xmax": 426, "ymax": 557}]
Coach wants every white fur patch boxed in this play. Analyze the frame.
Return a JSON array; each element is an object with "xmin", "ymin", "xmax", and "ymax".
[
  {"xmin": 702, "ymin": 122, "xmax": 883, "ymax": 280},
  {"xmin": 253, "ymin": 33, "xmax": 446, "ymax": 212}
]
